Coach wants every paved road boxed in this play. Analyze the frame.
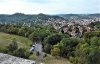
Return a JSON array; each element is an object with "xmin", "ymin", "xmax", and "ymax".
[{"xmin": 34, "ymin": 39, "xmax": 43, "ymax": 61}]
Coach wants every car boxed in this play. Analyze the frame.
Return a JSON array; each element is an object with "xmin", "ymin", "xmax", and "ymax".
[
  {"xmin": 32, "ymin": 45, "xmax": 35, "ymax": 47},
  {"xmin": 30, "ymin": 44, "xmax": 36, "ymax": 51}
]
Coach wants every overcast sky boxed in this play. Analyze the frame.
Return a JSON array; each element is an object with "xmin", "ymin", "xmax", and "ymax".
[{"xmin": 0, "ymin": 0, "xmax": 100, "ymax": 14}]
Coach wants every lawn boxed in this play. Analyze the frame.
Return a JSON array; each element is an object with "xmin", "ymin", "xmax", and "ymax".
[
  {"xmin": 0, "ymin": 32, "xmax": 32, "ymax": 49},
  {"xmin": 40, "ymin": 54, "xmax": 72, "ymax": 64}
]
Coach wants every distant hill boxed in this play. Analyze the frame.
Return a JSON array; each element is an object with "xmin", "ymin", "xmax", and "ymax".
[
  {"xmin": 57, "ymin": 13, "xmax": 100, "ymax": 20},
  {"xmin": 0, "ymin": 13, "xmax": 65, "ymax": 23},
  {"xmin": 0, "ymin": 13, "xmax": 100, "ymax": 23}
]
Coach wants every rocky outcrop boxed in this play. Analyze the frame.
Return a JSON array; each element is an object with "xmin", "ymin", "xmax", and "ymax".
[{"xmin": 0, "ymin": 53, "xmax": 36, "ymax": 64}]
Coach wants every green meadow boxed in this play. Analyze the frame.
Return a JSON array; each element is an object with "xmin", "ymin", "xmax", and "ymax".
[{"xmin": 0, "ymin": 32, "xmax": 32, "ymax": 49}]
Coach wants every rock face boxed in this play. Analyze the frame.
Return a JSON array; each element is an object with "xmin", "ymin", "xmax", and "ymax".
[{"xmin": 0, "ymin": 53, "xmax": 36, "ymax": 64}]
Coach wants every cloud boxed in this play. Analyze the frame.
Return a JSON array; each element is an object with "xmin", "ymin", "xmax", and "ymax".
[{"xmin": 0, "ymin": 0, "xmax": 99, "ymax": 14}]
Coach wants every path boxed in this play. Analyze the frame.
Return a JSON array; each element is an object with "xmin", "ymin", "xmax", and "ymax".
[{"xmin": 34, "ymin": 39, "xmax": 43, "ymax": 61}]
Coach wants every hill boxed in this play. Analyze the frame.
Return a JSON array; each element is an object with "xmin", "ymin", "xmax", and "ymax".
[
  {"xmin": 0, "ymin": 13, "xmax": 99, "ymax": 24},
  {"xmin": 0, "ymin": 32, "xmax": 32, "ymax": 49},
  {"xmin": 57, "ymin": 13, "xmax": 100, "ymax": 20},
  {"xmin": 0, "ymin": 13, "xmax": 65, "ymax": 23}
]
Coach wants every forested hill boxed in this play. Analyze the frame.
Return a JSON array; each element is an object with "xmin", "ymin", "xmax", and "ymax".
[
  {"xmin": 57, "ymin": 13, "xmax": 100, "ymax": 20},
  {"xmin": 0, "ymin": 13, "xmax": 65, "ymax": 23},
  {"xmin": 0, "ymin": 13, "xmax": 99, "ymax": 23}
]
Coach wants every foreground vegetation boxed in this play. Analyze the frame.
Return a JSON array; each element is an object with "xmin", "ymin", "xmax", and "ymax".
[
  {"xmin": 41, "ymin": 54, "xmax": 72, "ymax": 64},
  {"xmin": 0, "ymin": 24, "xmax": 100, "ymax": 64},
  {"xmin": 0, "ymin": 32, "xmax": 72, "ymax": 64},
  {"xmin": 0, "ymin": 32, "xmax": 32, "ymax": 49}
]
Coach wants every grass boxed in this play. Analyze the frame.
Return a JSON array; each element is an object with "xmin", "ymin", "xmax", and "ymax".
[
  {"xmin": 39, "ymin": 54, "xmax": 72, "ymax": 64},
  {"xmin": 0, "ymin": 32, "xmax": 32, "ymax": 49},
  {"xmin": 29, "ymin": 52, "xmax": 38, "ymax": 60},
  {"xmin": 29, "ymin": 52, "xmax": 72, "ymax": 64}
]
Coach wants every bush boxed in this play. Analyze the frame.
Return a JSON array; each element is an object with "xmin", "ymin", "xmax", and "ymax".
[
  {"xmin": 43, "ymin": 53, "xmax": 47, "ymax": 58},
  {"xmin": 69, "ymin": 56, "xmax": 75, "ymax": 63},
  {"xmin": 36, "ymin": 51, "xmax": 39, "ymax": 56},
  {"xmin": 24, "ymin": 50, "xmax": 31, "ymax": 59}
]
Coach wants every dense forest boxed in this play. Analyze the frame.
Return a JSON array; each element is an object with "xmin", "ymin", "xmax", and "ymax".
[{"xmin": 0, "ymin": 23, "xmax": 100, "ymax": 64}]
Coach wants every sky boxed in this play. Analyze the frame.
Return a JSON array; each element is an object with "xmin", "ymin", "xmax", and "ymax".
[{"xmin": 0, "ymin": 0, "xmax": 100, "ymax": 14}]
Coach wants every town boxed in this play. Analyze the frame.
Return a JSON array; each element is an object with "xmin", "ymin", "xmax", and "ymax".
[{"xmin": 0, "ymin": 13, "xmax": 100, "ymax": 38}]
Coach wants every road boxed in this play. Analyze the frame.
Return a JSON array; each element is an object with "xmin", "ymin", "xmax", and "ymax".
[{"xmin": 34, "ymin": 39, "xmax": 43, "ymax": 61}]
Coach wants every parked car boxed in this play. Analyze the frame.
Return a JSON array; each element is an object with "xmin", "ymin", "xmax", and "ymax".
[{"xmin": 30, "ymin": 44, "xmax": 35, "ymax": 51}]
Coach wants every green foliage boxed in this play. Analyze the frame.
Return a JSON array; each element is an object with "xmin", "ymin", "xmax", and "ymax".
[
  {"xmin": 0, "ymin": 13, "xmax": 65, "ymax": 23},
  {"xmin": 44, "ymin": 43, "xmax": 52, "ymax": 54},
  {"xmin": 24, "ymin": 50, "xmax": 31, "ymax": 59},
  {"xmin": 6, "ymin": 39, "xmax": 18, "ymax": 53},
  {"xmin": 29, "ymin": 31, "xmax": 39, "ymax": 42},
  {"xmin": 69, "ymin": 56, "xmax": 75, "ymax": 63},
  {"xmin": 18, "ymin": 27, "xmax": 27, "ymax": 36},
  {"xmin": 51, "ymin": 46, "xmax": 60, "ymax": 57},
  {"xmin": 77, "ymin": 44, "xmax": 100, "ymax": 64},
  {"xmin": 1, "ymin": 19, "xmax": 100, "ymax": 64},
  {"xmin": 56, "ymin": 42, "xmax": 65, "ymax": 57},
  {"xmin": 60, "ymin": 38, "xmax": 79, "ymax": 59},
  {"xmin": 89, "ymin": 21, "xmax": 100, "ymax": 29},
  {"xmin": 36, "ymin": 51, "xmax": 40, "ymax": 56},
  {"xmin": 90, "ymin": 37, "xmax": 100, "ymax": 46},
  {"xmin": 87, "ymin": 47, "xmax": 100, "ymax": 64},
  {"xmin": 43, "ymin": 53, "xmax": 47, "ymax": 58},
  {"xmin": 44, "ymin": 33, "xmax": 63, "ymax": 45},
  {"xmin": 13, "ymin": 48, "xmax": 31, "ymax": 59},
  {"xmin": 13, "ymin": 48, "xmax": 25, "ymax": 57},
  {"xmin": 29, "ymin": 28, "xmax": 51, "ymax": 42},
  {"xmin": 74, "ymin": 31, "xmax": 100, "ymax": 64},
  {"xmin": 84, "ymin": 31, "xmax": 100, "ymax": 44},
  {"xmin": 2, "ymin": 39, "xmax": 31, "ymax": 59}
]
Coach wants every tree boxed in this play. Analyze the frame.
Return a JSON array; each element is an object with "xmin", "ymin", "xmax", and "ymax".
[
  {"xmin": 90, "ymin": 37, "xmax": 100, "ymax": 46},
  {"xmin": 87, "ymin": 46, "xmax": 100, "ymax": 64},
  {"xmin": 29, "ymin": 31, "xmax": 39, "ymax": 42},
  {"xmin": 13, "ymin": 48, "xmax": 25, "ymax": 57},
  {"xmin": 25, "ymin": 31, "xmax": 30, "ymax": 37},
  {"xmin": 51, "ymin": 45, "xmax": 60, "ymax": 57},
  {"xmin": 84, "ymin": 31, "xmax": 100, "ymax": 44},
  {"xmin": 44, "ymin": 43, "xmax": 52, "ymax": 54},
  {"xmin": 44, "ymin": 34, "xmax": 63, "ymax": 45},
  {"xmin": 75, "ymin": 35, "xmax": 100, "ymax": 64},
  {"xmin": 7, "ymin": 38, "xmax": 18, "ymax": 53},
  {"xmin": 56, "ymin": 42, "xmax": 65, "ymax": 57},
  {"xmin": 18, "ymin": 27, "xmax": 27, "ymax": 36},
  {"xmin": 60, "ymin": 38, "xmax": 78, "ymax": 58}
]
